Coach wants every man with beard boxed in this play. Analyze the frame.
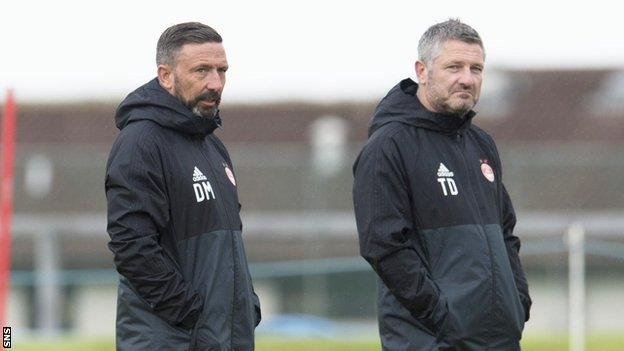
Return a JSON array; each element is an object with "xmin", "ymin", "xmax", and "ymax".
[
  {"xmin": 105, "ymin": 22, "xmax": 260, "ymax": 351},
  {"xmin": 352, "ymin": 19, "xmax": 531, "ymax": 350}
]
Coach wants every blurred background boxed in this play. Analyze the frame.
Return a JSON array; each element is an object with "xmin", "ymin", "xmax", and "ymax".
[{"xmin": 2, "ymin": 0, "xmax": 624, "ymax": 350}]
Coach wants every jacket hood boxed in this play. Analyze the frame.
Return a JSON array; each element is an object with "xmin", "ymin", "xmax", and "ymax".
[
  {"xmin": 115, "ymin": 78, "xmax": 222, "ymax": 136},
  {"xmin": 369, "ymin": 78, "xmax": 476, "ymax": 136}
]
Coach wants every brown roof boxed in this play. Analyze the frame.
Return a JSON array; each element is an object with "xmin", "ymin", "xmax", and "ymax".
[{"xmin": 1, "ymin": 69, "xmax": 622, "ymax": 145}]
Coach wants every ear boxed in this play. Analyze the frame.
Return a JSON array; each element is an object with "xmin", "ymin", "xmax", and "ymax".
[
  {"xmin": 415, "ymin": 60, "xmax": 427, "ymax": 84},
  {"xmin": 157, "ymin": 64, "xmax": 175, "ymax": 94}
]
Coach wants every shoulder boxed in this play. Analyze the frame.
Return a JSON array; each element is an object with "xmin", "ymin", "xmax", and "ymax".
[
  {"xmin": 206, "ymin": 133, "xmax": 232, "ymax": 164},
  {"xmin": 115, "ymin": 120, "xmax": 171, "ymax": 150},
  {"xmin": 207, "ymin": 133, "xmax": 227, "ymax": 150},
  {"xmin": 469, "ymin": 124, "xmax": 493, "ymax": 141},
  {"xmin": 366, "ymin": 122, "xmax": 412, "ymax": 152},
  {"xmin": 469, "ymin": 124, "xmax": 498, "ymax": 152},
  {"xmin": 355, "ymin": 122, "xmax": 414, "ymax": 173},
  {"xmin": 468, "ymin": 124, "xmax": 505, "ymax": 176},
  {"xmin": 118, "ymin": 120, "xmax": 163, "ymax": 142},
  {"xmin": 108, "ymin": 121, "xmax": 171, "ymax": 168}
]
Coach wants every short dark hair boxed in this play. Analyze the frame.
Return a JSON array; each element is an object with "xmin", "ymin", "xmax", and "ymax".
[
  {"xmin": 156, "ymin": 22, "xmax": 222, "ymax": 66},
  {"xmin": 418, "ymin": 18, "xmax": 484, "ymax": 67}
]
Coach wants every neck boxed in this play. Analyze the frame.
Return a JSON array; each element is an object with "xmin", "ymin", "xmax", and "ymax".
[{"xmin": 415, "ymin": 85, "xmax": 436, "ymax": 113}]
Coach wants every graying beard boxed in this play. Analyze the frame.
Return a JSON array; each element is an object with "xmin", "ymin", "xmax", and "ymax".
[
  {"xmin": 192, "ymin": 105, "xmax": 203, "ymax": 117},
  {"xmin": 429, "ymin": 92, "xmax": 473, "ymax": 118},
  {"xmin": 193, "ymin": 105, "xmax": 218, "ymax": 119},
  {"xmin": 440, "ymin": 103, "xmax": 471, "ymax": 118}
]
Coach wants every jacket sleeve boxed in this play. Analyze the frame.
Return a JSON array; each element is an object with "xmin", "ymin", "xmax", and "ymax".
[
  {"xmin": 105, "ymin": 128, "xmax": 203, "ymax": 329},
  {"xmin": 353, "ymin": 133, "xmax": 448, "ymax": 333},
  {"xmin": 501, "ymin": 184, "xmax": 532, "ymax": 321}
]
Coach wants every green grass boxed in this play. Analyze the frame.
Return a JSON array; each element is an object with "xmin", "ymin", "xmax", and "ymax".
[
  {"xmin": 521, "ymin": 334, "xmax": 624, "ymax": 351},
  {"xmin": 258, "ymin": 338, "xmax": 380, "ymax": 350},
  {"xmin": 14, "ymin": 334, "xmax": 624, "ymax": 350}
]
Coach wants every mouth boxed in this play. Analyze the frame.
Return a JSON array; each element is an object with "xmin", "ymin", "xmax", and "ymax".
[
  {"xmin": 198, "ymin": 100, "xmax": 217, "ymax": 108},
  {"xmin": 453, "ymin": 91, "xmax": 473, "ymax": 99}
]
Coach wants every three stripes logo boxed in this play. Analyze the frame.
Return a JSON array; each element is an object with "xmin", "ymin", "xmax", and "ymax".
[{"xmin": 192, "ymin": 166, "xmax": 207, "ymax": 182}]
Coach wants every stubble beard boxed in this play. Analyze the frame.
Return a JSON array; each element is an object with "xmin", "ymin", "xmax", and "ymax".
[
  {"xmin": 426, "ymin": 86, "xmax": 476, "ymax": 118},
  {"xmin": 424, "ymin": 74, "xmax": 477, "ymax": 118}
]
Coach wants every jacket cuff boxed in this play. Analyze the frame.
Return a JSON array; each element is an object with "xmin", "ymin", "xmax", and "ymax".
[
  {"xmin": 252, "ymin": 292, "xmax": 262, "ymax": 327},
  {"xmin": 177, "ymin": 308, "xmax": 201, "ymax": 330},
  {"xmin": 520, "ymin": 294, "xmax": 532, "ymax": 322},
  {"xmin": 414, "ymin": 293, "xmax": 448, "ymax": 334},
  {"xmin": 431, "ymin": 294, "xmax": 449, "ymax": 333}
]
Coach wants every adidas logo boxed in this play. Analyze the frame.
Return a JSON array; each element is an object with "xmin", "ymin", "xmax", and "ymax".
[
  {"xmin": 437, "ymin": 163, "xmax": 454, "ymax": 177},
  {"xmin": 193, "ymin": 167, "xmax": 207, "ymax": 182}
]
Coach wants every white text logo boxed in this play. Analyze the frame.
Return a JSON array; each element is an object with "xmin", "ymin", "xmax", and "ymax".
[
  {"xmin": 192, "ymin": 167, "xmax": 215, "ymax": 202},
  {"xmin": 437, "ymin": 163, "xmax": 458, "ymax": 196}
]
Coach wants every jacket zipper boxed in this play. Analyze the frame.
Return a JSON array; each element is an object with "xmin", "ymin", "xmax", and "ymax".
[
  {"xmin": 194, "ymin": 137, "xmax": 239, "ymax": 350},
  {"xmin": 454, "ymin": 132, "xmax": 496, "ymax": 349}
]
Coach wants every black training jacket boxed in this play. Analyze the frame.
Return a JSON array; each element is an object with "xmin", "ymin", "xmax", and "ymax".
[
  {"xmin": 353, "ymin": 79, "xmax": 531, "ymax": 350},
  {"xmin": 105, "ymin": 78, "xmax": 260, "ymax": 351}
]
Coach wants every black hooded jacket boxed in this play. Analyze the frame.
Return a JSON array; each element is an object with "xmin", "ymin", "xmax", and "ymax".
[
  {"xmin": 106, "ymin": 78, "xmax": 260, "ymax": 351},
  {"xmin": 353, "ymin": 79, "xmax": 531, "ymax": 350}
]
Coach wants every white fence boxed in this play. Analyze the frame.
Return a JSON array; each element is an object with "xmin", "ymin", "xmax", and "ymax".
[{"xmin": 9, "ymin": 211, "xmax": 624, "ymax": 347}]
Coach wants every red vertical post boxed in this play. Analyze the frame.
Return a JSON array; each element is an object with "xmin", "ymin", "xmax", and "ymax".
[{"xmin": 0, "ymin": 90, "xmax": 16, "ymax": 326}]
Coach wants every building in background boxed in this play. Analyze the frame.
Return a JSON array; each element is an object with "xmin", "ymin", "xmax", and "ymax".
[{"xmin": 4, "ymin": 68, "xmax": 624, "ymax": 336}]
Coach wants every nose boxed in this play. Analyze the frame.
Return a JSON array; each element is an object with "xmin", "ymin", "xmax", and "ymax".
[
  {"xmin": 205, "ymin": 69, "xmax": 224, "ymax": 91},
  {"xmin": 457, "ymin": 67, "xmax": 476, "ymax": 87}
]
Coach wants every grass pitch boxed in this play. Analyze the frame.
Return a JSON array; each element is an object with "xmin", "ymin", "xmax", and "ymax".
[{"xmin": 15, "ymin": 334, "xmax": 624, "ymax": 350}]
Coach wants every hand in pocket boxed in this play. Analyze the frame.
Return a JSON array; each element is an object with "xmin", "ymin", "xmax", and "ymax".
[{"xmin": 436, "ymin": 309, "xmax": 461, "ymax": 349}]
